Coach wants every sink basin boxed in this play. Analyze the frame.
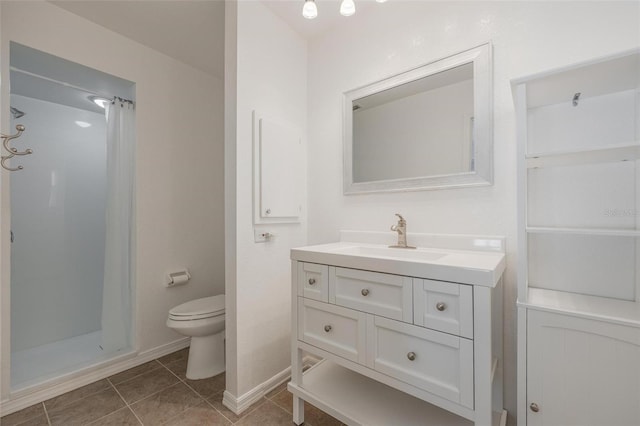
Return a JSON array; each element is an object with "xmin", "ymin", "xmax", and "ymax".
[{"xmin": 334, "ymin": 245, "xmax": 447, "ymax": 262}]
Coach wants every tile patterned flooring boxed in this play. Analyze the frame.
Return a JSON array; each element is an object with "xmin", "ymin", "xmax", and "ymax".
[{"xmin": 1, "ymin": 348, "xmax": 343, "ymax": 426}]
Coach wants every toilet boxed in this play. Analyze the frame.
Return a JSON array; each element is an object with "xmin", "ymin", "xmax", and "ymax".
[{"xmin": 166, "ymin": 295, "xmax": 225, "ymax": 380}]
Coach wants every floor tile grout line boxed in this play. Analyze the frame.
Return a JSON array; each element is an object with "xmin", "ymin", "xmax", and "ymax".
[
  {"xmin": 154, "ymin": 353, "xmax": 187, "ymax": 368},
  {"xmin": 156, "ymin": 361, "xmax": 228, "ymax": 422},
  {"xmin": 201, "ymin": 398, "xmax": 237, "ymax": 425},
  {"xmin": 268, "ymin": 389, "xmax": 294, "ymax": 415},
  {"xmin": 108, "ymin": 360, "xmax": 164, "ymax": 387},
  {"xmin": 1, "ymin": 406, "xmax": 47, "ymax": 426},
  {"xmin": 41, "ymin": 402, "xmax": 52, "ymax": 426},
  {"xmin": 156, "ymin": 361, "xmax": 225, "ymax": 404},
  {"xmin": 229, "ymin": 397, "xmax": 270, "ymax": 424},
  {"xmin": 80, "ymin": 380, "xmax": 128, "ymax": 426},
  {"xmin": 41, "ymin": 381, "xmax": 112, "ymax": 415},
  {"xmin": 107, "ymin": 378, "xmax": 144, "ymax": 425},
  {"xmin": 158, "ymin": 360, "xmax": 265, "ymax": 426},
  {"xmin": 107, "ymin": 378, "xmax": 128, "ymax": 406},
  {"xmin": 110, "ymin": 367, "xmax": 188, "ymax": 408},
  {"xmin": 158, "ymin": 361, "xmax": 199, "ymax": 394},
  {"xmin": 128, "ymin": 406, "xmax": 144, "ymax": 426}
]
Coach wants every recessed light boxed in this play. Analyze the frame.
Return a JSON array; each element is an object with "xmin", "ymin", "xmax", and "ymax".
[
  {"xmin": 89, "ymin": 95, "xmax": 110, "ymax": 109},
  {"xmin": 302, "ymin": 0, "xmax": 318, "ymax": 19},
  {"xmin": 75, "ymin": 121, "xmax": 92, "ymax": 128},
  {"xmin": 340, "ymin": 0, "xmax": 355, "ymax": 16}
]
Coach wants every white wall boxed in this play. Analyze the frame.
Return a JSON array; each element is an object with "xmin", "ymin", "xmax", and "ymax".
[
  {"xmin": 306, "ymin": 1, "xmax": 640, "ymax": 422},
  {"xmin": 0, "ymin": 0, "xmax": 224, "ymax": 400},
  {"xmin": 10, "ymin": 95, "xmax": 106, "ymax": 352},
  {"xmin": 226, "ymin": 0, "xmax": 307, "ymax": 399}
]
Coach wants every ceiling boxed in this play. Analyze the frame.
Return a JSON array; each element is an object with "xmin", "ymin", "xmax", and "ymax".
[
  {"xmin": 263, "ymin": 0, "xmax": 377, "ymax": 40},
  {"xmin": 49, "ymin": 0, "xmax": 379, "ymax": 77},
  {"xmin": 51, "ymin": 0, "xmax": 225, "ymax": 79}
]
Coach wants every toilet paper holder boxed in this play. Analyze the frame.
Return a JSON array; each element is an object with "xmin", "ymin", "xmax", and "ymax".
[{"xmin": 166, "ymin": 270, "xmax": 191, "ymax": 287}]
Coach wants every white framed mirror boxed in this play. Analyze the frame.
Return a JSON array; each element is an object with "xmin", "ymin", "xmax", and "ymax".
[{"xmin": 343, "ymin": 43, "xmax": 492, "ymax": 194}]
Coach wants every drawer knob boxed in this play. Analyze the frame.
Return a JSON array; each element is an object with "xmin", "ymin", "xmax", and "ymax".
[
  {"xmin": 436, "ymin": 302, "xmax": 447, "ymax": 311},
  {"xmin": 308, "ymin": 278, "xmax": 316, "ymax": 285},
  {"xmin": 361, "ymin": 288, "xmax": 370, "ymax": 296},
  {"xmin": 529, "ymin": 403, "xmax": 540, "ymax": 413},
  {"xmin": 407, "ymin": 352, "xmax": 416, "ymax": 361},
  {"xmin": 324, "ymin": 325, "xmax": 332, "ymax": 332}
]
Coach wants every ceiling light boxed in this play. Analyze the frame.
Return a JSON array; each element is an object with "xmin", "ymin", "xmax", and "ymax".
[
  {"xmin": 376, "ymin": 0, "xmax": 387, "ymax": 3},
  {"xmin": 89, "ymin": 95, "xmax": 110, "ymax": 109},
  {"xmin": 340, "ymin": 0, "xmax": 356, "ymax": 16},
  {"xmin": 75, "ymin": 121, "xmax": 92, "ymax": 128},
  {"xmin": 302, "ymin": 0, "xmax": 317, "ymax": 19}
]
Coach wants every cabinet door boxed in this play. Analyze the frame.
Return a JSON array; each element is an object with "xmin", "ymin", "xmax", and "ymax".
[{"xmin": 527, "ymin": 310, "xmax": 640, "ymax": 426}]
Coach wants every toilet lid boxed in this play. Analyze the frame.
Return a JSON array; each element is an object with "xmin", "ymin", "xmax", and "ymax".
[{"xmin": 169, "ymin": 295, "xmax": 225, "ymax": 317}]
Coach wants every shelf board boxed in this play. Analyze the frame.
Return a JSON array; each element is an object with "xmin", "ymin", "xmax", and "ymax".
[
  {"xmin": 288, "ymin": 360, "xmax": 507, "ymax": 426},
  {"xmin": 526, "ymin": 227, "xmax": 640, "ymax": 237},
  {"xmin": 513, "ymin": 50, "xmax": 639, "ymax": 108},
  {"xmin": 526, "ymin": 142, "xmax": 640, "ymax": 169},
  {"xmin": 518, "ymin": 287, "xmax": 640, "ymax": 328}
]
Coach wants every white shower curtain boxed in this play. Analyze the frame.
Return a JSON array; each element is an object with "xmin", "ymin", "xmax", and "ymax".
[{"xmin": 101, "ymin": 99, "xmax": 134, "ymax": 353}]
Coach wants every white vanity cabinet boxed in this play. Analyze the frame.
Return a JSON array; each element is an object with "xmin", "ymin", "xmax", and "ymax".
[{"xmin": 289, "ymin": 240, "xmax": 506, "ymax": 426}]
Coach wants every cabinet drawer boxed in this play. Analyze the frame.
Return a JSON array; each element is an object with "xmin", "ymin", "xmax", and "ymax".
[
  {"xmin": 366, "ymin": 315, "xmax": 474, "ymax": 409},
  {"xmin": 413, "ymin": 279, "xmax": 473, "ymax": 338},
  {"xmin": 297, "ymin": 262, "xmax": 329, "ymax": 302},
  {"xmin": 329, "ymin": 267, "xmax": 412, "ymax": 323},
  {"xmin": 298, "ymin": 298, "xmax": 366, "ymax": 364}
]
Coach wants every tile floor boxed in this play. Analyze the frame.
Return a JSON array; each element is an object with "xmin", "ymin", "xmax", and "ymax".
[{"xmin": 1, "ymin": 348, "xmax": 343, "ymax": 426}]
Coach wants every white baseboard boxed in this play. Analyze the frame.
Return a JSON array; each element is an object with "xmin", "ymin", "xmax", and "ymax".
[
  {"xmin": 222, "ymin": 355, "xmax": 319, "ymax": 415},
  {"xmin": 0, "ymin": 338, "xmax": 189, "ymax": 416}
]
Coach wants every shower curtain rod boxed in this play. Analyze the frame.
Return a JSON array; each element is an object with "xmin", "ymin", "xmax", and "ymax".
[{"xmin": 10, "ymin": 67, "xmax": 134, "ymax": 105}]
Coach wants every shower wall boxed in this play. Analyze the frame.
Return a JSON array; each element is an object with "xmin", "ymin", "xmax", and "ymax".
[{"xmin": 10, "ymin": 94, "xmax": 107, "ymax": 352}]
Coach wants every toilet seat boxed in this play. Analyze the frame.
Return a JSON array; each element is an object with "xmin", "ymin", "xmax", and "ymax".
[{"xmin": 169, "ymin": 295, "xmax": 225, "ymax": 321}]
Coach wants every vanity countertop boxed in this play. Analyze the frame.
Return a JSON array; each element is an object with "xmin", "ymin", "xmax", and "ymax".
[{"xmin": 291, "ymin": 241, "xmax": 505, "ymax": 287}]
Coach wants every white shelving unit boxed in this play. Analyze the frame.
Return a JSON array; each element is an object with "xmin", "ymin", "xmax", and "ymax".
[{"xmin": 514, "ymin": 49, "xmax": 640, "ymax": 426}]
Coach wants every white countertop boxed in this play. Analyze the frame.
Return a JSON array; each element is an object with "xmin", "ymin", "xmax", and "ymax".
[{"xmin": 291, "ymin": 241, "xmax": 506, "ymax": 287}]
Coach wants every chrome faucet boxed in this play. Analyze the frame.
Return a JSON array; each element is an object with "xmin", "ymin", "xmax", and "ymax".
[{"xmin": 389, "ymin": 214, "xmax": 415, "ymax": 249}]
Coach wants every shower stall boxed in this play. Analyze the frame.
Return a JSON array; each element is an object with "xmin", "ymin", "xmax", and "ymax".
[{"xmin": 3, "ymin": 43, "xmax": 136, "ymax": 391}]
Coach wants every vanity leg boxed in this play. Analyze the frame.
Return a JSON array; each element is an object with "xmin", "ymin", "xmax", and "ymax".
[
  {"xmin": 293, "ymin": 395, "xmax": 304, "ymax": 425},
  {"xmin": 291, "ymin": 347, "xmax": 304, "ymax": 425}
]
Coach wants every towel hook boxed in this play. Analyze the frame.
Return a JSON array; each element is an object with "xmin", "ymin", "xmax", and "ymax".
[
  {"xmin": 572, "ymin": 92, "xmax": 581, "ymax": 107},
  {"xmin": 1, "ymin": 124, "xmax": 32, "ymax": 171}
]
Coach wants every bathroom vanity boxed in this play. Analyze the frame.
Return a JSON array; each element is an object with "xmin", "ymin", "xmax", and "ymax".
[{"xmin": 289, "ymin": 232, "xmax": 507, "ymax": 426}]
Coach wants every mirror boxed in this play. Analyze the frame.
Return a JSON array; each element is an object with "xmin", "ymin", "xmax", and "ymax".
[{"xmin": 343, "ymin": 44, "xmax": 492, "ymax": 194}]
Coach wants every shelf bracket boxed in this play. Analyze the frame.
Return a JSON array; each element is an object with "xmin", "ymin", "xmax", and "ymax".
[{"xmin": 572, "ymin": 92, "xmax": 581, "ymax": 107}]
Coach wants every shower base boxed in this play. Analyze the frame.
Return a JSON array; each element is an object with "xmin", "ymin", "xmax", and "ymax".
[{"xmin": 11, "ymin": 331, "xmax": 121, "ymax": 391}]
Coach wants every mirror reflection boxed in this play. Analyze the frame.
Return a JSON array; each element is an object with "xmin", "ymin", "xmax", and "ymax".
[{"xmin": 352, "ymin": 63, "xmax": 474, "ymax": 183}]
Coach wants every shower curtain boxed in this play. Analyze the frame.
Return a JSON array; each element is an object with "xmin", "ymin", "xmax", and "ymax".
[{"xmin": 101, "ymin": 99, "xmax": 134, "ymax": 353}]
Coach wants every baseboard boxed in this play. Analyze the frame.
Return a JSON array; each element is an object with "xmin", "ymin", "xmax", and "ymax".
[
  {"xmin": 222, "ymin": 355, "xmax": 319, "ymax": 415},
  {"xmin": 498, "ymin": 409, "xmax": 508, "ymax": 426},
  {"xmin": 0, "ymin": 338, "xmax": 189, "ymax": 416}
]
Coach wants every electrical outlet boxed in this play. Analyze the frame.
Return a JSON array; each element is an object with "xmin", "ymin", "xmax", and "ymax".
[{"xmin": 254, "ymin": 229, "xmax": 274, "ymax": 243}]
